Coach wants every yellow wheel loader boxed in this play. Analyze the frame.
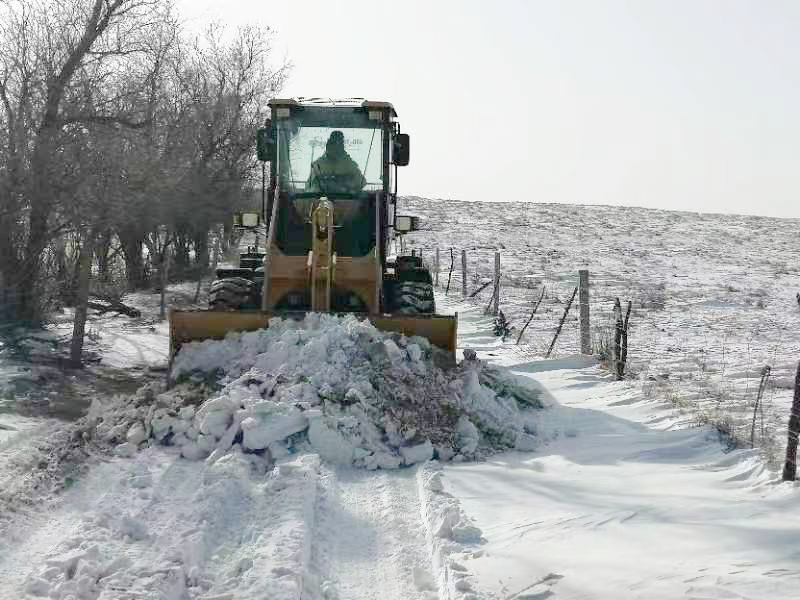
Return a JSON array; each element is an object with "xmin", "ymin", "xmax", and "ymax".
[{"xmin": 169, "ymin": 98, "xmax": 457, "ymax": 361}]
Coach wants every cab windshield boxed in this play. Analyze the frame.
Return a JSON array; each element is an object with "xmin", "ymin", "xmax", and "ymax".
[{"xmin": 275, "ymin": 109, "xmax": 384, "ymax": 196}]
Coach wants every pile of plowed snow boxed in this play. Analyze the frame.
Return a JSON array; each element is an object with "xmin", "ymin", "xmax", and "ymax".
[{"xmin": 92, "ymin": 314, "xmax": 542, "ymax": 469}]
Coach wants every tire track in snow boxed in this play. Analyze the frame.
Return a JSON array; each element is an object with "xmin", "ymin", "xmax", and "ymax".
[{"xmin": 306, "ymin": 464, "xmax": 438, "ymax": 600}]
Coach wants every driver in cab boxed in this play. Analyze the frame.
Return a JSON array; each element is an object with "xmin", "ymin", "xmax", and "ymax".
[{"xmin": 306, "ymin": 130, "xmax": 366, "ymax": 194}]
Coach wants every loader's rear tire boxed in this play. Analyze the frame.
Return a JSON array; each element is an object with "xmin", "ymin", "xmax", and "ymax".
[
  {"xmin": 393, "ymin": 280, "xmax": 435, "ymax": 315},
  {"xmin": 208, "ymin": 277, "xmax": 256, "ymax": 310}
]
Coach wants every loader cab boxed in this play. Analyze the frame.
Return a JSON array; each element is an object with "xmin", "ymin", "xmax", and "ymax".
[{"xmin": 261, "ymin": 99, "xmax": 407, "ymax": 260}]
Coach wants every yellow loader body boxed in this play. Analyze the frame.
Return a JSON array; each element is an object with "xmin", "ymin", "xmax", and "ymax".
[{"xmin": 171, "ymin": 99, "xmax": 456, "ymax": 366}]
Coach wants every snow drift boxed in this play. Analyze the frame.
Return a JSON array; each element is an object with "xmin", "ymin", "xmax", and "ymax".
[{"xmin": 92, "ymin": 313, "xmax": 542, "ymax": 469}]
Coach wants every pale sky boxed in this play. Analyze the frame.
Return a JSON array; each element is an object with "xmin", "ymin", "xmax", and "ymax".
[{"xmin": 178, "ymin": 0, "xmax": 800, "ymax": 218}]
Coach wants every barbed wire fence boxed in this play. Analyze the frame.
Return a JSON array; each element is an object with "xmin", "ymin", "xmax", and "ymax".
[{"xmin": 422, "ymin": 244, "xmax": 796, "ymax": 464}]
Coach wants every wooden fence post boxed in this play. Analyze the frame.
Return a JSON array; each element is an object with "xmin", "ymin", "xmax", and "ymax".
[
  {"xmin": 493, "ymin": 251, "xmax": 500, "ymax": 316},
  {"xmin": 612, "ymin": 298, "xmax": 622, "ymax": 378},
  {"xmin": 461, "ymin": 250, "xmax": 467, "ymax": 297},
  {"xmin": 782, "ymin": 362, "xmax": 800, "ymax": 481},
  {"xmin": 612, "ymin": 298, "xmax": 632, "ymax": 380},
  {"xmin": 445, "ymin": 248, "xmax": 454, "ymax": 295},
  {"xmin": 435, "ymin": 248, "xmax": 440, "ymax": 287},
  {"xmin": 620, "ymin": 300, "xmax": 631, "ymax": 376},
  {"xmin": 579, "ymin": 270, "xmax": 590, "ymax": 354}
]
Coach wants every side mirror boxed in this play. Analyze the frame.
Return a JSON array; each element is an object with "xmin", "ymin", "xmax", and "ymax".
[
  {"xmin": 234, "ymin": 212, "xmax": 262, "ymax": 228},
  {"xmin": 257, "ymin": 122, "xmax": 275, "ymax": 162},
  {"xmin": 394, "ymin": 133, "xmax": 410, "ymax": 166},
  {"xmin": 395, "ymin": 215, "xmax": 420, "ymax": 234}
]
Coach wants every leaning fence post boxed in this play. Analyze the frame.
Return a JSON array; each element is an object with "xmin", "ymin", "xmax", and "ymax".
[
  {"xmin": 471, "ymin": 280, "xmax": 491, "ymax": 298},
  {"xmin": 461, "ymin": 250, "xmax": 467, "ymax": 297},
  {"xmin": 751, "ymin": 365, "xmax": 771, "ymax": 449},
  {"xmin": 435, "ymin": 248, "xmax": 440, "ymax": 287},
  {"xmin": 516, "ymin": 286, "xmax": 546, "ymax": 345},
  {"xmin": 579, "ymin": 270, "xmax": 590, "ymax": 354},
  {"xmin": 620, "ymin": 300, "xmax": 632, "ymax": 376},
  {"xmin": 546, "ymin": 286, "xmax": 577, "ymax": 358},
  {"xmin": 493, "ymin": 251, "xmax": 500, "ymax": 316}
]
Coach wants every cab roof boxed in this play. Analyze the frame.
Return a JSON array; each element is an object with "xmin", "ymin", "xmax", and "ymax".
[{"xmin": 268, "ymin": 97, "xmax": 397, "ymax": 118}]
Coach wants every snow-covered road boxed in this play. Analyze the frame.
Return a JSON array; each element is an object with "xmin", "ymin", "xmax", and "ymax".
[
  {"xmin": 308, "ymin": 465, "xmax": 437, "ymax": 599},
  {"xmin": 0, "ymin": 444, "xmax": 452, "ymax": 599},
  {"xmin": 2, "ymin": 290, "xmax": 800, "ymax": 599}
]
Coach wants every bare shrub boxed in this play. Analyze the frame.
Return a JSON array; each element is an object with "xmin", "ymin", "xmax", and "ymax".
[
  {"xmin": 492, "ymin": 310, "xmax": 514, "ymax": 341},
  {"xmin": 592, "ymin": 323, "xmax": 614, "ymax": 364},
  {"xmin": 90, "ymin": 277, "xmax": 130, "ymax": 304},
  {"xmin": 640, "ymin": 282, "xmax": 667, "ymax": 310}
]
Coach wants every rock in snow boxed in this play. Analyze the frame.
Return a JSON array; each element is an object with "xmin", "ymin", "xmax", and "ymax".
[
  {"xmin": 125, "ymin": 422, "xmax": 147, "ymax": 446},
  {"xmin": 88, "ymin": 313, "xmax": 543, "ymax": 469}
]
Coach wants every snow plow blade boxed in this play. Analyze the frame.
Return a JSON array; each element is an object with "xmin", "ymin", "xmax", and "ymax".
[{"xmin": 168, "ymin": 309, "xmax": 457, "ymax": 360}]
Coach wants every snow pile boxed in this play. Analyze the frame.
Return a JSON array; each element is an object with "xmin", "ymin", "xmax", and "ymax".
[{"xmin": 92, "ymin": 313, "xmax": 542, "ymax": 469}]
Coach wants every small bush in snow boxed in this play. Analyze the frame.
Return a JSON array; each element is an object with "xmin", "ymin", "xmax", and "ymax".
[
  {"xmin": 640, "ymin": 282, "xmax": 667, "ymax": 311},
  {"xmin": 592, "ymin": 323, "xmax": 613, "ymax": 364},
  {"xmin": 492, "ymin": 311, "xmax": 514, "ymax": 341}
]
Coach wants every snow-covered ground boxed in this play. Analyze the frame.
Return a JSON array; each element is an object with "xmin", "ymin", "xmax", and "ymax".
[
  {"xmin": 435, "ymin": 294, "xmax": 800, "ymax": 599},
  {"xmin": 401, "ymin": 197, "xmax": 800, "ymax": 460},
  {"xmin": 1, "ymin": 201, "xmax": 800, "ymax": 599},
  {"xmin": 0, "ymin": 284, "xmax": 198, "ymax": 423}
]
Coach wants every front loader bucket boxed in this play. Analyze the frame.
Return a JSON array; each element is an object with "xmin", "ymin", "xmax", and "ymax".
[
  {"xmin": 169, "ymin": 308, "xmax": 458, "ymax": 363},
  {"xmin": 370, "ymin": 313, "xmax": 458, "ymax": 355}
]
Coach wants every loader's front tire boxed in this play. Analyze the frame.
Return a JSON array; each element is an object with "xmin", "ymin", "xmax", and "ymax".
[
  {"xmin": 208, "ymin": 277, "xmax": 256, "ymax": 310},
  {"xmin": 393, "ymin": 280, "xmax": 435, "ymax": 315}
]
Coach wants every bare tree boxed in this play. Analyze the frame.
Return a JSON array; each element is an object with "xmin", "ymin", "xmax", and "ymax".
[
  {"xmin": 1, "ymin": 2, "xmax": 289, "ymax": 370},
  {"xmin": 69, "ymin": 228, "xmax": 96, "ymax": 366},
  {"xmin": 0, "ymin": 0, "xmax": 164, "ymax": 322},
  {"xmin": 112, "ymin": 22, "xmax": 288, "ymax": 286}
]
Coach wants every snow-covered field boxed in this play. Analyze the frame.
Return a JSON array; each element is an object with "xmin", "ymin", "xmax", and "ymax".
[
  {"xmin": 401, "ymin": 197, "xmax": 800, "ymax": 460},
  {"xmin": 1, "ymin": 200, "xmax": 800, "ymax": 599}
]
